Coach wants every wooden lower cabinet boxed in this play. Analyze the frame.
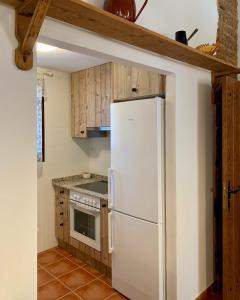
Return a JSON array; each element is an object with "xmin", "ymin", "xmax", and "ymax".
[{"xmin": 54, "ymin": 187, "xmax": 111, "ymax": 274}]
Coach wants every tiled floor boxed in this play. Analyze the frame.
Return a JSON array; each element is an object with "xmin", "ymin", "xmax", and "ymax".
[{"xmin": 38, "ymin": 247, "xmax": 127, "ymax": 300}]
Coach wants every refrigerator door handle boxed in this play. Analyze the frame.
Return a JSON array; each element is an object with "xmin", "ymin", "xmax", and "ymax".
[
  {"xmin": 108, "ymin": 168, "xmax": 114, "ymax": 209},
  {"xmin": 108, "ymin": 211, "xmax": 114, "ymax": 254}
]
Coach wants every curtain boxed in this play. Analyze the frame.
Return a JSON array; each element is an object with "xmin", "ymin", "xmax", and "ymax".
[{"xmin": 37, "ymin": 75, "xmax": 45, "ymax": 162}]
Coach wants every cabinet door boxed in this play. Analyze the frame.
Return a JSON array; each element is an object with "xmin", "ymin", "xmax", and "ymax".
[
  {"xmin": 95, "ymin": 63, "xmax": 112, "ymax": 128},
  {"xmin": 100, "ymin": 200, "xmax": 111, "ymax": 267},
  {"xmin": 113, "ymin": 63, "xmax": 165, "ymax": 100},
  {"xmin": 100, "ymin": 63, "xmax": 112, "ymax": 127},
  {"xmin": 71, "ymin": 71, "xmax": 87, "ymax": 137},
  {"xmin": 112, "ymin": 63, "xmax": 132, "ymax": 100},
  {"xmin": 55, "ymin": 203, "xmax": 64, "ymax": 240},
  {"xmin": 86, "ymin": 68, "xmax": 96, "ymax": 128},
  {"xmin": 131, "ymin": 67, "xmax": 165, "ymax": 97}
]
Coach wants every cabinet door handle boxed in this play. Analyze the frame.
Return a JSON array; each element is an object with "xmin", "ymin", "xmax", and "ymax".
[
  {"xmin": 80, "ymin": 130, "xmax": 85, "ymax": 134},
  {"xmin": 60, "ymin": 223, "xmax": 64, "ymax": 227},
  {"xmin": 60, "ymin": 212, "xmax": 63, "ymax": 216},
  {"xmin": 59, "ymin": 201, "xmax": 64, "ymax": 205},
  {"xmin": 60, "ymin": 190, "xmax": 64, "ymax": 194},
  {"xmin": 132, "ymin": 87, "xmax": 138, "ymax": 92}
]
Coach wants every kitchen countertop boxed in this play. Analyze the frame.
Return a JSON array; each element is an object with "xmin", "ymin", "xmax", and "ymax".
[{"xmin": 52, "ymin": 173, "xmax": 108, "ymax": 200}]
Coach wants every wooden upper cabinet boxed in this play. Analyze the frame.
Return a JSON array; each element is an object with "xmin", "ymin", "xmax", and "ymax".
[
  {"xmin": 71, "ymin": 62, "xmax": 165, "ymax": 138},
  {"xmin": 112, "ymin": 63, "xmax": 165, "ymax": 100}
]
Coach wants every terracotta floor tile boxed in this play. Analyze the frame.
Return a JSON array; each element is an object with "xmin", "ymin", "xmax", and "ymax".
[
  {"xmin": 38, "ymin": 250, "xmax": 63, "ymax": 266},
  {"xmin": 55, "ymin": 247, "xmax": 72, "ymax": 257},
  {"xmin": 75, "ymin": 280, "xmax": 114, "ymax": 300},
  {"xmin": 83, "ymin": 265, "xmax": 102, "ymax": 277},
  {"xmin": 57, "ymin": 292, "xmax": 80, "ymax": 299},
  {"xmin": 68, "ymin": 256, "xmax": 86, "ymax": 267},
  {"xmin": 99, "ymin": 275, "xmax": 112, "ymax": 287},
  {"xmin": 38, "ymin": 268, "xmax": 55, "ymax": 286},
  {"xmin": 46, "ymin": 258, "xmax": 78, "ymax": 278},
  {"xmin": 38, "ymin": 280, "xmax": 70, "ymax": 300},
  {"xmin": 59, "ymin": 268, "xmax": 95, "ymax": 290},
  {"xmin": 107, "ymin": 293, "xmax": 128, "ymax": 299}
]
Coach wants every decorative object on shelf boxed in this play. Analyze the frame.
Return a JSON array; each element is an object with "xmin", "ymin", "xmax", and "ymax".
[
  {"xmin": 196, "ymin": 43, "xmax": 219, "ymax": 56},
  {"xmin": 175, "ymin": 28, "xmax": 199, "ymax": 45},
  {"xmin": 103, "ymin": 0, "xmax": 148, "ymax": 22}
]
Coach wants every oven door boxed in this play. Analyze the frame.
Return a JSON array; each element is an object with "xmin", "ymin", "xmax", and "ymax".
[{"xmin": 70, "ymin": 200, "xmax": 101, "ymax": 251}]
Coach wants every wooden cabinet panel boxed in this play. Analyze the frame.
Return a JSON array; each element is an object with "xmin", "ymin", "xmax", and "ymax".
[
  {"xmin": 71, "ymin": 62, "xmax": 166, "ymax": 137},
  {"xmin": 71, "ymin": 71, "xmax": 87, "ymax": 137},
  {"xmin": 86, "ymin": 67, "xmax": 96, "ymax": 128},
  {"xmin": 131, "ymin": 67, "xmax": 164, "ymax": 97},
  {"xmin": 101, "ymin": 200, "xmax": 111, "ymax": 267},
  {"xmin": 56, "ymin": 204, "xmax": 64, "ymax": 240},
  {"xmin": 112, "ymin": 63, "xmax": 132, "ymax": 100},
  {"xmin": 100, "ymin": 63, "xmax": 112, "ymax": 127},
  {"xmin": 95, "ymin": 65, "xmax": 102, "ymax": 127}
]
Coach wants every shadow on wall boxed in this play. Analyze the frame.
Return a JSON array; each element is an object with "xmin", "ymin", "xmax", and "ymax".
[{"xmin": 197, "ymin": 82, "xmax": 214, "ymax": 292}]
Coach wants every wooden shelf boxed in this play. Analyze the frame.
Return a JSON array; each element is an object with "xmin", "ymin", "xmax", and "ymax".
[{"xmin": 1, "ymin": 0, "xmax": 240, "ymax": 74}]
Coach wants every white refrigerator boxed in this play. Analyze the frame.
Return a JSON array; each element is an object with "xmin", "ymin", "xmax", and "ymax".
[{"xmin": 108, "ymin": 97, "xmax": 166, "ymax": 300}]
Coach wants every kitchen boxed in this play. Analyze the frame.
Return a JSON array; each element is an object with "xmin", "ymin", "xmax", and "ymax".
[
  {"xmin": 37, "ymin": 43, "xmax": 167, "ymax": 300},
  {"xmin": 0, "ymin": 0, "xmax": 221, "ymax": 298}
]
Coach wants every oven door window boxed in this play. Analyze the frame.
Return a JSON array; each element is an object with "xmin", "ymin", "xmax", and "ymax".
[{"xmin": 74, "ymin": 209, "xmax": 96, "ymax": 240}]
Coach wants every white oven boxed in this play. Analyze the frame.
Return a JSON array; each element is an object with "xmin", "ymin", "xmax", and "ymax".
[{"xmin": 70, "ymin": 190, "xmax": 101, "ymax": 251}]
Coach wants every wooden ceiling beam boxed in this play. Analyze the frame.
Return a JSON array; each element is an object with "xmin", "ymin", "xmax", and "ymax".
[
  {"xmin": 15, "ymin": 0, "xmax": 51, "ymax": 70},
  {"xmin": 0, "ymin": 0, "xmax": 239, "ymax": 74}
]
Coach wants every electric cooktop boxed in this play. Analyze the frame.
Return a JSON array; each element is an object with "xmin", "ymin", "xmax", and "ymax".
[{"xmin": 74, "ymin": 180, "xmax": 108, "ymax": 195}]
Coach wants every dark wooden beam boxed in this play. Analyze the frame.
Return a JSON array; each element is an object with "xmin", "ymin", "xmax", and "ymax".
[{"xmin": 15, "ymin": 0, "xmax": 51, "ymax": 70}]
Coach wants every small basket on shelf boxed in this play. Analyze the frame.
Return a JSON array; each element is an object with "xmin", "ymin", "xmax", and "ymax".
[{"xmin": 196, "ymin": 43, "xmax": 219, "ymax": 56}]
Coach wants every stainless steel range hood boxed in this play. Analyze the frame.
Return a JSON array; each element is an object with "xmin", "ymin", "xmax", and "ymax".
[{"xmin": 86, "ymin": 126, "xmax": 111, "ymax": 137}]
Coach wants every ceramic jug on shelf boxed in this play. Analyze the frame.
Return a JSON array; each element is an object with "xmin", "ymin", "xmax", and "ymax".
[{"xmin": 103, "ymin": 0, "xmax": 148, "ymax": 22}]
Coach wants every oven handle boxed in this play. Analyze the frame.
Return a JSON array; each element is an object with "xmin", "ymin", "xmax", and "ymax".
[
  {"xmin": 70, "ymin": 200, "xmax": 100, "ymax": 216},
  {"xmin": 108, "ymin": 168, "xmax": 115, "ymax": 209},
  {"xmin": 108, "ymin": 211, "xmax": 114, "ymax": 254}
]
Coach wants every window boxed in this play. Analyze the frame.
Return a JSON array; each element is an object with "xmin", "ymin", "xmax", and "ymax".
[{"xmin": 37, "ymin": 76, "xmax": 45, "ymax": 162}]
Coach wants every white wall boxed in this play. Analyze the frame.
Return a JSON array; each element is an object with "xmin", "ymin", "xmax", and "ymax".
[
  {"xmin": 40, "ymin": 19, "xmax": 214, "ymax": 300},
  {"xmin": 37, "ymin": 68, "xmax": 89, "ymax": 252},
  {"xmin": 88, "ymin": 136, "xmax": 110, "ymax": 176},
  {"xmin": 0, "ymin": 5, "xmax": 37, "ymax": 300},
  {"xmin": 84, "ymin": 0, "xmax": 218, "ymax": 46}
]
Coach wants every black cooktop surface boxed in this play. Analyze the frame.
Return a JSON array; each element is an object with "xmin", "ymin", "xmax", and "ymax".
[{"xmin": 75, "ymin": 181, "xmax": 108, "ymax": 195}]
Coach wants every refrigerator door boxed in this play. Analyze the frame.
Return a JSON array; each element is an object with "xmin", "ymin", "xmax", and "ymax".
[
  {"xmin": 111, "ymin": 98, "xmax": 165, "ymax": 223},
  {"xmin": 111, "ymin": 211, "xmax": 164, "ymax": 300}
]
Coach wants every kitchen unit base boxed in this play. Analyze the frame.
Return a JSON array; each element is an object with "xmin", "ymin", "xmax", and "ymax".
[
  {"xmin": 53, "ymin": 179, "xmax": 111, "ymax": 278},
  {"xmin": 58, "ymin": 239, "xmax": 111, "ymax": 277}
]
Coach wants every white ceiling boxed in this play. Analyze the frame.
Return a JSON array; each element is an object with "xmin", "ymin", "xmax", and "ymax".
[{"xmin": 37, "ymin": 46, "xmax": 108, "ymax": 73}]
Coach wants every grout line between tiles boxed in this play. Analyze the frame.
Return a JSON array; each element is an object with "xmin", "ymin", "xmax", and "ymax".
[
  {"xmin": 98, "ymin": 274, "xmax": 112, "ymax": 287},
  {"xmin": 38, "ymin": 248, "xmax": 113, "ymax": 299},
  {"xmin": 39, "ymin": 259, "xmax": 104, "ymax": 299}
]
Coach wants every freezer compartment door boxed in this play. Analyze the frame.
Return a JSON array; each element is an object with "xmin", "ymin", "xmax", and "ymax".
[
  {"xmin": 112, "ymin": 211, "xmax": 164, "ymax": 300},
  {"xmin": 111, "ymin": 98, "xmax": 165, "ymax": 223}
]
